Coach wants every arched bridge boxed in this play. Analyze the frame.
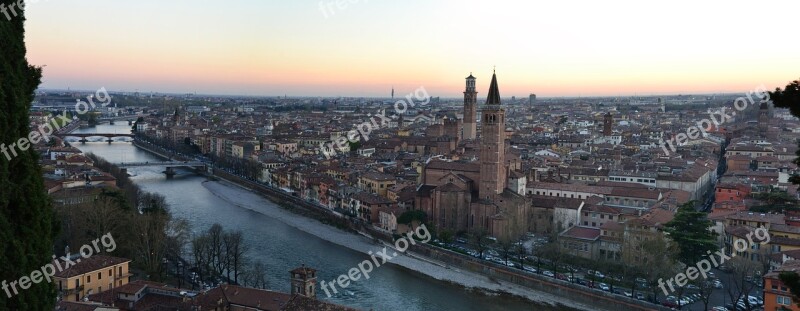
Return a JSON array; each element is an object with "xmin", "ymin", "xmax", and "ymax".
[
  {"xmin": 115, "ymin": 161, "xmax": 207, "ymax": 177},
  {"xmin": 116, "ymin": 161, "xmax": 205, "ymax": 168},
  {"xmin": 57, "ymin": 133, "xmax": 135, "ymax": 143}
]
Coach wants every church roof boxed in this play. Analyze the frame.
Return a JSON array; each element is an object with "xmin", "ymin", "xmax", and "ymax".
[{"xmin": 485, "ymin": 72, "xmax": 501, "ymax": 106}]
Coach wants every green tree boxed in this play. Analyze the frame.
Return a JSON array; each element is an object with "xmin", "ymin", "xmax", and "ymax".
[
  {"xmin": 770, "ymin": 79, "xmax": 800, "ymax": 186},
  {"xmin": 662, "ymin": 201, "xmax": 718, "ymax": 266},
  {"xmin": 779, "ymin": 272, "xmax": 800, "ymax": 307},
  {"xmin": 770, "ymin": 78, "xmax": 800, "ymax": 306},
  {"xmin": 0, "ymin": 3, "xmax": 58, "ymax": 308}
]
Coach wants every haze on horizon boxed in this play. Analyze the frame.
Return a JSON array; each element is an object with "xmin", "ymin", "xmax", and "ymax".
[{"xmin": 24, "ymin": 0, "xmax": 800, "ymax": 97}]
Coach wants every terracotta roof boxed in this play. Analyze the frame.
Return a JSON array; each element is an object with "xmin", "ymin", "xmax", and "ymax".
[
  {"xmin": 54, "ymin": 255, "xmax": 130, "ymax": 278},
  {"xmin": 561, "ymin": 226, "xmax": 601, "ymax": 240},
  {"xmin": 426, "ymin": 160, "xmax": 479, "ymax": 172}
]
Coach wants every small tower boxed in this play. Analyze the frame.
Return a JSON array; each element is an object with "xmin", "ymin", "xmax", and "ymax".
[
  {"xmin": 603, "ymin": 112, "xmax": 613, "ymax": 136},
  {"xmin": 463, "ymin": 73, "xmax": 478, "ymax": 140},
  {"xmin": 759, "ymin": 101, "xmax": 769, "ymax": 136},
  {"xmin": 290, "ymin": 265, "xmax": 317, "ymax": 298},
  {"xmin": 479, "ymin": 70, "xmax": 506, "ymax": 200}
]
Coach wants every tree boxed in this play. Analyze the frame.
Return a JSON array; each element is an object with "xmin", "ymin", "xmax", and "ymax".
[
  {"xmin": 223, "ymin": 230, "xmax": 249, "ymax": 284},
  {"xmin": 207, "ymin": 224, "xmax": 225, "ymax": 275},
  {"xmin": 470, "ymin": 228, "xmax": 491, "ymax": 259},
  {"xmin": 0, "ymin": 3, "xmax": 58, "ymax": 308},
  {"xmin": 638, "ymin": 234, "xmax": 679, "ymax": 303},
  {"xmin": 662, "ymin": 201, "xmax": 718, "ymax": 266},
  {"xmin": 770, "ymin": 79, "xmax": 800, "ymax": 186},
  {"xmin": 498, "ymin": 240, "xmax": 514, "ymax": 266},
  {"xmin": 779, "ymin": 272, "xmax": 800, "ymax": 307},
  {"xmin": 722, "ymin": 256, "xmax": 762, "ymax": 311},
  {"xmin": 243, "ymin": 261, "xmax": 269, "ymax": 289},
  {"xmin": 694, "ymin": 278, "xmax": 715, "ymax": 311}
]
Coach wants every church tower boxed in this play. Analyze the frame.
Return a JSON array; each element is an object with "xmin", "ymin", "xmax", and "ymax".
[
  {"xmin": 290, "ymin": 265, "xmax": 317, "ymax": 298},
  {"xmin": 759, "ymin": 101, "xmax": 769, "ymax": 136},
  {"xmin": 463, "ymin": 73, "xmax": 478, "ymax": 140},
  {"xmin": 603, "ymin": 112, "xmax": 613, "ymax": 136},
  {"xmin": 480, "ymin": 71, "xmax": 506, "ymax": 200}
]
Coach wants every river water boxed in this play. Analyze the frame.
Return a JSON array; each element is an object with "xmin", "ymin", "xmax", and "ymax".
[{"xmin": 70, "ymin": 123, "xmax": 557, "ymax": 311}]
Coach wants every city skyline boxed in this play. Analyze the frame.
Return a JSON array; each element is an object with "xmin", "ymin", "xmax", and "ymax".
[{"xmin": 24, "ymin": 0, "xmax": 800, "ymax": 97}]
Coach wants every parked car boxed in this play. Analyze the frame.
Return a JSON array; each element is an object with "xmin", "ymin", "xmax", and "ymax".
[
  {"xmin": 594, "ymin": 271, "xmax": 605, "ymax": 278},
  {"xmin": 635, "ymin": 292, "xmax": 645, "ymax": 300},
  {"xmin": 543, "ymin": 270, "xmax": 555, "ymax": 277},
  {"xmin": 747, "ymin": 295, "xmax": 763, "ymax": 306},
  {"xmin": 599, "ymin": 283, "xmax": 610, "ymax": 291}
]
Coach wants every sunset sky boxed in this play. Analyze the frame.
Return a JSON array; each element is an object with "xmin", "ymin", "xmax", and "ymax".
[{"xmin": 24, "ymin": 0, "xmax": 800, "ymax": 97}]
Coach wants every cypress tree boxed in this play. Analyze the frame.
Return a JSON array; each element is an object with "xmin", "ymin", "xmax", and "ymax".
[{"xmin": 0, "ymin": 0, "xmax": 57, "ymax": 309}]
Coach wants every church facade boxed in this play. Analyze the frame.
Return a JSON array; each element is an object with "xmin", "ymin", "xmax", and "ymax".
[{"xmin": 416, "ymin": 72, "xmax": 530, "ymax": 241}]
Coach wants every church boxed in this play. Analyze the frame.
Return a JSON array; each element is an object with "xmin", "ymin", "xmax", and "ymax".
[{"xmin": 415, "ymin": 72, "xmax": 530, "ymax": 241}]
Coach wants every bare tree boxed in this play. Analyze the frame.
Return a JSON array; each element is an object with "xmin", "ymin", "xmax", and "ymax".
[
  {"xmin": 694, "ymin": 278, "xmax": 715, "ymax": 311},
  {"xmin": 498, "ymin": 240, "xmax": 514, "ymax": 266},
  {"xmin": 243, "ymin": 261, "xmax": 269, "ymax": 289},
  {"xmin": 128, "ymin": 209, "xmax": 170, "ymax": 279},
  {"xmin": 470, "ymin": 228, "xmax": 491, "ymax": 259},
  {"xmin": 722, "ymin": 256, "xmax": 763, "ymax": 311},
  {"xmin": 223, "ymin": 230, "xmax": 249, "ymax": 284},
  {"xmin": 207, "ymin": 223, "xmax": 225, "ymax": 275}
]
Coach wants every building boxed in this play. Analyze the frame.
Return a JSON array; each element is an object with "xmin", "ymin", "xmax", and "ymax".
[
  {"xmin": 462, "ymin": 73, "xmax": 478, "ymax": 140},
  {"xmin": 759, "ymin": 101, "xmax": 770, "ymax": 136},
  {"xmin": 603, "ymin": 112, "xmax": 613, "ymax": 136},
  {"xmin": 83, "ymin": 266, "xmax": 356, "ymax": 311},
  {"xmin": 480, "ymin": 71, "xmax": 507, "ymax": 200},
  {"xmin": 358, "ymin": 171, "xmax": 396, "ymax": 197},
  {"xmin": 764, "ymin": 260, "xmax": 800, "ymax": 311},
  {"xmin": 55, "ymin": 255, "xmax": 131, "ymax": 302},
  {"xmin": 529, "ymin": 93, "xmax": 536, "ymax": 108},
  {"xmin": 290, "ymin": 265, "xmax": 317, "ymax": 298},
  {"xmin": 416, "ymin": 72, "xmax": 530, "ymax": 241}
]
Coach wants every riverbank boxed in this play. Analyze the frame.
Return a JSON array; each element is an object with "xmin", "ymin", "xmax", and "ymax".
[{"xmin": 201, "ymin": 178, "xmax": 593, "ymax": 311}]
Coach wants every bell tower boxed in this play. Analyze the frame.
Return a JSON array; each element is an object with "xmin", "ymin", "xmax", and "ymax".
[
  {"xmin": 463, "ymin": 73, "xmax": 478, "ymax": 140},
  {"xmin": 290, "ymin": 265, "xmax": 317, "ymax": 298},
  {"xmin": 480, "ymin": 71, "xmax": 506, "ymax": 200}
]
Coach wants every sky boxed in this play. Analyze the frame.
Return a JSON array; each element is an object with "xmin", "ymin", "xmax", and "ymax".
[{"xmin": 23, "ymin": 0, "xmax": 800, "ymax": 97}]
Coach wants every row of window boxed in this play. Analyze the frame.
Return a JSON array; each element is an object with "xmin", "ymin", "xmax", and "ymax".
[{"xmin": 608, "ymin": 176, "xmax": 656, "ymax": 184}]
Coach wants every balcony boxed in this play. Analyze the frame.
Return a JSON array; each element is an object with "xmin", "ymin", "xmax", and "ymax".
[
  {"xmin": 60, "ymin": 285, "xmax": 84, "ymax": 295},
  {"xmin": 114, "ymin": 273, "xmax": 133, "ymax": 281}
]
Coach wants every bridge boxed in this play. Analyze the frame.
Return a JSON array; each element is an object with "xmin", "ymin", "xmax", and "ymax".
[
  {"xmin": 115, "ymin": 161, "xmax": 207, "ymax": 177},
  {"xmin": 98, "ymin": 114, "xmax": 144, "ymax": 125},
  {"xmin": 57, "ymin": 133, "xmax": 134, "ymax": 143}
]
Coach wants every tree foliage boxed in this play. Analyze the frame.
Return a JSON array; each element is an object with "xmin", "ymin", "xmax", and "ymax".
[
  {"xmin": 397, "ymin": 210, "xmax": 426, "ymax": 225},
  {"xmin": 0, "ymin": 3, "xmax": 58, "ymax": 308},
  {"xmin": 770, "ymin": 78, "xmax": 800, "ymax": 186},
  {"xmin": 780, "ymin": 272, "xmax": 800, "ymax": 307},
  {"xmin": 662, "ymin": 201, "xmax": 718, "ymax": 266}
]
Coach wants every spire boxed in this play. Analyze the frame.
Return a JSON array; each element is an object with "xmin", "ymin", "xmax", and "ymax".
[{"xmin": 485, "ymin": 71, "xmax": 501, "ymax": 105}]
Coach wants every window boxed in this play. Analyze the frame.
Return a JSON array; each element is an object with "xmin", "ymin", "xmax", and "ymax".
[
  {"xmin": 109, "ymin": 269, "xmax": 112, "ymax": 277},
  {"xmin": 98, "ymin": 272, "xmax": 102, "ymax": 280},
  {"xmin": 87, "ymin": 275, "xmax": 91, "ymax": 283}
]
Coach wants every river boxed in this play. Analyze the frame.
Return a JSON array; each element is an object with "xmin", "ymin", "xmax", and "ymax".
[{"xmin": 70, "ymin": 123, "xmax": 567, "ymax": 311}]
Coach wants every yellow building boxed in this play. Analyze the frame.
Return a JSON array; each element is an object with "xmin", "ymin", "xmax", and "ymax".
[
  {"xmin": 358, "ymin": 171, "xmax": 396, "ymax": 198},
  {"xmin": 55, "ymin": 255, "xmax": 131, "ymax": 302}
]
